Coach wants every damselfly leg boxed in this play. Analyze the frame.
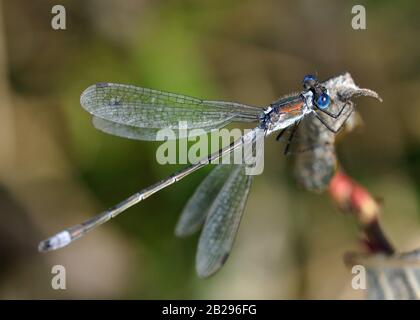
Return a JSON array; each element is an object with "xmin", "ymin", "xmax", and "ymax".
[
  {"xmin": 313, "ymin": 101, "xmax": 354, "ymax": 134},
  {"xmin": 316, "ymin": 100, "xmax": 349, "ymax": 119},
  {"xmin": 283, "ymin": 119, "xmax": 301, "ymax": 156},
  {"xmin": 276, "ymin": 124, "xmax": 307, "ymax": 156}
]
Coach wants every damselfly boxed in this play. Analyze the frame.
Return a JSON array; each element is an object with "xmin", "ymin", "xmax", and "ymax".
[{"xmin": 39, "ymin": 74, "xmax": 374, "ymax": 278}]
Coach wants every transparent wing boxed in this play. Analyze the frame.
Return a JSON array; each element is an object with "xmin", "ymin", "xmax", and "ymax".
[
  {"xmin": 196, "ymin": 164, "xmax": 253, "ymax": 278},
  {"xmin": 175, "ymin": 164, "xmax": 237, "ymax": 237},
  {"xmin": 81, "ymin": 83, "xmax": 262, "ymax": 140},
  {"xmin": 176, "ymin": 126, "xmax": 264, "ymax": 239},
  {"xmin": 92, "ymin": 116, "xmax": 222, "ymax": 141}
]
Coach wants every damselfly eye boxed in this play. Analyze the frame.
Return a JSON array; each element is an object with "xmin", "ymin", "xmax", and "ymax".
[
  {"xmin": 316, "ymin": 93, "xmax": 330, "ymax": 109},
  {"xmin": 303, "ymin": 74, "xmax": 317, "ymax": 89},
  {"xmin": 303, "ymin": 74, "xmax": 316, "ymax": 82}
]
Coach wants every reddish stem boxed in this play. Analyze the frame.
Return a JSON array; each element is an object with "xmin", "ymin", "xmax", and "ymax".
[{"xmin": 328, "ymin": 171, "xmax": 394, "ymax": 255}]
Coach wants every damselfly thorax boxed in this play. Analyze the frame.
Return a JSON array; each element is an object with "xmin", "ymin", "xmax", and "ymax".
[{"xmin": 261, "ymin": 90, "xmax": 314, "ymax": 136}]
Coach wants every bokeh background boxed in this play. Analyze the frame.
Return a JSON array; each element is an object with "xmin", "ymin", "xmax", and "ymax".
[{"xmin": 0, "ymin": 0, "xmax": 419, "ymax": 299}]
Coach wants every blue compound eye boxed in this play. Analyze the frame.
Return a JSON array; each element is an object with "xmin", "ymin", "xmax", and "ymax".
[
  {"xmin": 303, "ymin": 74, "xmax": 317, "ymax": 89},
  {"xmin": 316, "ymin": 93, "xmax": 330, "ymax": 109},
  {"xmin": 303, "ymin": 74, "xmax": 317, "ymax": 82}
]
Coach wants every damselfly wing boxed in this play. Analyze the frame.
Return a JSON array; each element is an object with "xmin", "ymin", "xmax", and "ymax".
[
  {"xmin": 82, "ymin": 83, "xmax": 261, "ymax": 141},
  {"xmin": 196, "ymin": 164, "xmax": 253, "ymax": 278}
]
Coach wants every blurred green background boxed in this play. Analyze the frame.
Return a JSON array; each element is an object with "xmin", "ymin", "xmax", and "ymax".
[{"xmin": 0, "ymin": 0, "xmax": 419, "ymax": 299}]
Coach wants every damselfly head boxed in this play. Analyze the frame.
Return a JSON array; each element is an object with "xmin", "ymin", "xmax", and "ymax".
[{"xmin": 302, "ymin": 75, "xmax": 331, "ymax": 109}]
